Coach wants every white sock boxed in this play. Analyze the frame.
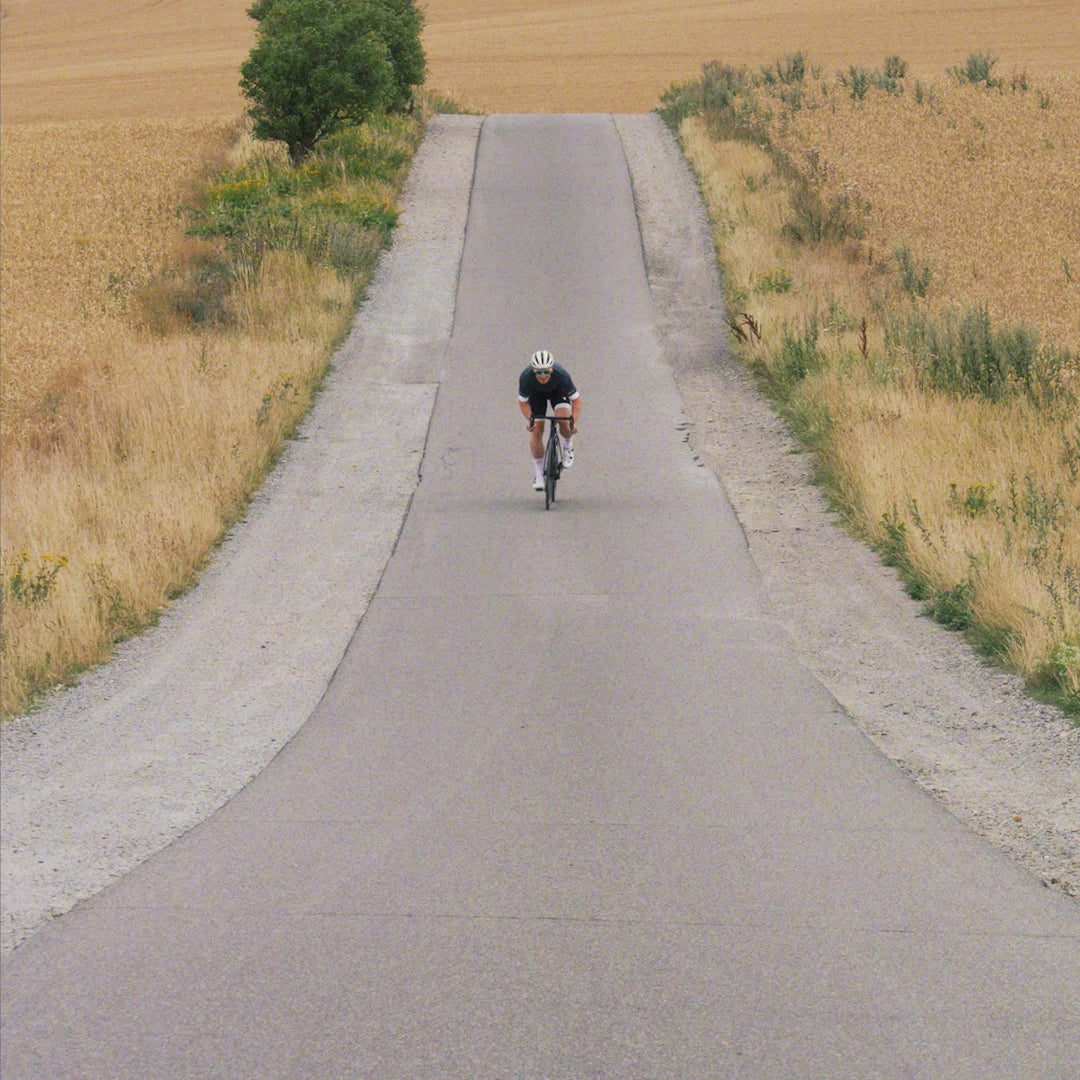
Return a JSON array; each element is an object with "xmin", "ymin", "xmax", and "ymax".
[{"xmin": 533, "ymin": 456, "xmax": 544, "ymax": 475}]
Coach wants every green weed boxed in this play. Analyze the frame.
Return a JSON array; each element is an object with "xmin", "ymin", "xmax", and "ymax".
[
  {"xmin": 89, "ymin": 563, "xmax": 141, "ymax": 643},
  {"xmin": 927, "ymin": 577, "xmax": 975, "ymax": 630},
  {"xmin": 754, "ymin": 269, "xmax": 794, "ymax": 295},
  {"xmin": 4, "ymin": 553, "xmax": 68, "ymax": 606},
  {"xmin": 880, "ymin": 506, "xmax": 909, "ymax": 566},
  {"xmin": 1061, "ymin": 425, "xmax": 1080, "ymax": 482},
  {"xmin": 839, "ymin": 56, "xmax": 907, "ymax": 100},
  {"xmin": 775, "ymin": 316, "xmax": 822, "ymax": 385},
  {"xmin": 950, "ymin": 52, "xmax": 1002, "ymax": 88},
  {"xmin": 884, "ymin": 304, "xmax": 1072, "ymax": 405},
  {"xmin": 948, "ymin": 482, "xmax": 995, "ymax": 518},
  {"xmin": 895, "ymin": 246, "xmax": 932, "ymax": 298}
]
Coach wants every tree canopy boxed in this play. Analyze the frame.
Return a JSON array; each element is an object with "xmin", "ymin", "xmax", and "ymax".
[{"xmin": 240, "ymin": 0, "xmax": 425, "ymax": 161}]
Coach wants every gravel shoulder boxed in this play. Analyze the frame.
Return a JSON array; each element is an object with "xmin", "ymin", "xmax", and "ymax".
[{"xmin": 2, "ymin": 113, "xmax": 1075, "ymax": 955}]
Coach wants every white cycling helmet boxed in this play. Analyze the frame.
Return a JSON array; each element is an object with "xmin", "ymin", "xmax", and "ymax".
[{"xmin": 531, "ymin": 349, "xmax": 554, "ymax": 372}]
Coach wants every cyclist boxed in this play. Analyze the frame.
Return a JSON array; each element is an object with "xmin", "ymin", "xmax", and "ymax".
[{"xmin": 518, "ymin": 350, "xmax": 581, "ymax": 491}]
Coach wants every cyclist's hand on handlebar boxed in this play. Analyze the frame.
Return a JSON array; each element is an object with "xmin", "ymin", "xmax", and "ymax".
[{"xmin": 527, "ymin": 418, "xmax": 535, "ymax": 431}]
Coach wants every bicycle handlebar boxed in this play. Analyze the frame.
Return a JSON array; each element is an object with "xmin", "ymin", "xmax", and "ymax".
[{"xmin": 529, "ymin": 414, "xmax": 576, "ymax": 431}]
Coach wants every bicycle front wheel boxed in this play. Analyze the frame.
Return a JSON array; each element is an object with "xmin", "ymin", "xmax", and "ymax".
[{"xmin": 544, "ymin": 432, "xmax": 559, "ymax": 510}]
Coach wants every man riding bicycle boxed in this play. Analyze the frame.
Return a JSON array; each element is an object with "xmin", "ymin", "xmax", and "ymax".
[{"xmin": 518, "ymin": 350, "xmax": 582, "ymax": 491}]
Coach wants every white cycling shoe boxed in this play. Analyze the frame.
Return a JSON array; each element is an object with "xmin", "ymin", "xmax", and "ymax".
[{"xmin": 533, "ymin": 474, "xmax": 544, "ymax": 491}]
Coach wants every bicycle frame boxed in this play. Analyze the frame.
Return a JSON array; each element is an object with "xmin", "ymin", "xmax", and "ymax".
[{"xmin": 529, "ymin": 411, "xmax": 575, "ymax": 510}]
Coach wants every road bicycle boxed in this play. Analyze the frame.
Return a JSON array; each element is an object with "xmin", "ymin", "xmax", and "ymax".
[{"xmin": 530, "ymin": 411, "xmax": 575, "ymax": 510}]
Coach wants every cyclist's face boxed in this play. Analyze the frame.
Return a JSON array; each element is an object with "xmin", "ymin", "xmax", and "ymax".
[{"xmin": 536, "ymin": 369, "xmax": 552, "ymax": 382}]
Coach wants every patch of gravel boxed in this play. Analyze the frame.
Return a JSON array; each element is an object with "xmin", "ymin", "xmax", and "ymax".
[
  {"xmin": 2, "ymin": 112, "xmax": 1075, "ymax": 957},
  {"xmin": 614, "ymin": 112, "xmax": 1079, "ymax": 898}
]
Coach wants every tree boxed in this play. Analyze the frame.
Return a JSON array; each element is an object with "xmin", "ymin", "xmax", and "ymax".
[
  {"xmin": 366, "ymin": 0, "xmax": 425, "ymax": 111},
  {"xmin": 239, "ymin": 0, "xmax": 425, "ymax": 162}
]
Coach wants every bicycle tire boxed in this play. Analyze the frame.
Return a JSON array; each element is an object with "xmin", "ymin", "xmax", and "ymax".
[{"xmin": 544, "ymin": 430, "xmax": 560, "ymax": 509}]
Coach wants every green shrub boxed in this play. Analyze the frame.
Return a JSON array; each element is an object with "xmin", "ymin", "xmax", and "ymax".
[
  {"xmin": 1029, "ymin": 637, "xmax": 1080, "ymax": 714},
  {"xmin": 761, "ymin": 52, "xmax": 808, "ymax": 86},
  {"xmin": 656, "ymin": 78, "xmax": 704, "ymax": 129},
  {"xmin": 839, "ymin": 57, "xmax": 907, "ymax": 100},
  {"xmin": 782, "ymin": 182, "xmax": 865, "ymax": 245},
  {"xmin": 149, "ymin": 111, "xmax": 423, "ymax": 328},
  {"xmin": 839, "ymin": 66, "xmax": 873, "ymax": 101},
  {"xmin": 926, "ymin": 579, "xmax": 975, "ymax": 631},
  {"xmin": 658, "ymin": 61, "xmax": 762, "ymax": 139}
]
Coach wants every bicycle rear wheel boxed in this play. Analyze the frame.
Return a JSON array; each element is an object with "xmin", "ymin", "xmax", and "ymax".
[{"xmin": 544, "ymin": 430, "xmax": 560, "ymax": 510}]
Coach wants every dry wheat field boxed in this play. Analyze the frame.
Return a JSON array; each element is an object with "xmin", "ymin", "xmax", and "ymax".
[
  {"xmin": 773, "ymin": 73, "xmax": 1080, "ymax": 348},
  {"xmin": 420, "ymin": 0, "xmax": 1080, "ymax": 113},
  {"xmin": 2, "ymin": 0, "xmax": 1079, "ymax": 715}
]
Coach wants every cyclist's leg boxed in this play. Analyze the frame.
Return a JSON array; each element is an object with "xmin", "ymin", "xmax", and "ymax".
[
  {"xmin": 553, "ymin": 401, "xmax": 574, "ymax": 466},
  {"xmin": 528, "ymin": 396, "xmax": 546, "ymax": 488},
  {"xmin": 545, "ymin": 422, "xmax": 561, "ymax": 471}
]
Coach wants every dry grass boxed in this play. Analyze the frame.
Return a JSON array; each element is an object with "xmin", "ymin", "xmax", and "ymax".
[
  {"xmin": 1, "ymin": 236, "xmax": 357, "ymax": 714},
  {"xmin": 815, "ymin": 364, "xmax": 1079, "ymax": 694},
  {"xmin": 678, "ymin": 67, "xmax": 1080, "ymax": 705},
  {"xmin": 0, "ymin": 112, "xmax": 407, "ymax": 715}
]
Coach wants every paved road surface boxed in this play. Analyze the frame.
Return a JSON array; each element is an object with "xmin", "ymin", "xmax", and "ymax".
[{"xmin": 3, "ymin": 115, "xmax": 1078, "ymax": 1079}]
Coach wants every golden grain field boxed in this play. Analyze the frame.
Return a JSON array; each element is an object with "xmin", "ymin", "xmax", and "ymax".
[
  {"xmin": 0, "ymin": 120, "xmax": 237, "ymax": 435},
  {"xmin": 3, "ymin": 0, "xmax": 1080, "ymax": 714},
  {"xmin": 420, "ymin": 0, "xmax": 1080, "ymax": 113},
  {"xmin": 4, "ymin": 0, "xmax": 1078, "ymax": 123},
  {"xmin": 0, "ymin": 0, "xmax": 253, "ymax": 124},
  {"xmin": 773, "ymin": 74, "xmax": 1080, "ymax": 349}
]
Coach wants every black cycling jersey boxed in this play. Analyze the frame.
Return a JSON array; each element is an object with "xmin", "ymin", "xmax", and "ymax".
[{"xmin": 518, "ymin": 363, "xmax": 578, "ymax": 412}]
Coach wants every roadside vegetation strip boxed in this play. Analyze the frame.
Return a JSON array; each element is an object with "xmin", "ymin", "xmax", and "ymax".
[
  {"xmin": 660, "ymin": 55, "xmax": 1080, "ymax": 715},
  {"xmin": 0, "ymin": 108, "xmax": 433, "ymax": 720}
]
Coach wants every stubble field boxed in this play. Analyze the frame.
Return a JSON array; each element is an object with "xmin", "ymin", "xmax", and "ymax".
[{"xmin": 2, "ymin": 0, "xmax": 1079, "ymax": 714}]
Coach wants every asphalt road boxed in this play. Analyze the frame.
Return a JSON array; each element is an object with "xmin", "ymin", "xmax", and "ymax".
[{"xmin": 3, "ymin": 115, "xmax": 1078, "ymax": 1079}]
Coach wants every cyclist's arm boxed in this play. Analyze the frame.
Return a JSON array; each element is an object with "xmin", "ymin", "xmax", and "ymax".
[
  {"xmin": 519, "ymin": 397, "xmax": 535, "ymax": 426},
  {"xmin": 570, "ymin": 392, "xmax": 581, "ymax": 430}
]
